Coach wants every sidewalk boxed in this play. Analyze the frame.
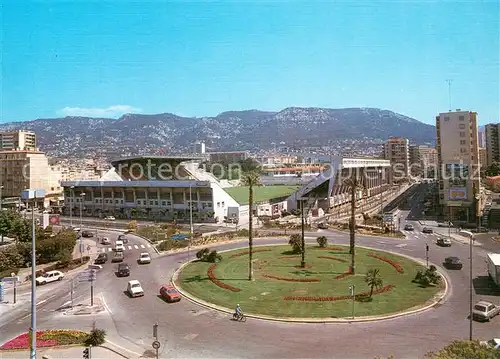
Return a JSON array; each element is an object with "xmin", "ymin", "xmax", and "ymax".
[{"xmin": 1, "ymin": 345, "xmax": 128, "ymax": 359}]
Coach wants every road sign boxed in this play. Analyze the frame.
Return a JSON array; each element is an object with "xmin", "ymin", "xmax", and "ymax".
[
  {"xmin": 87, "ymin": 245, "xmax": 91, "ymax": 252},
  {"xmin": 1, "ymin": 276, "xmax": 20, "ymax": 283},
  {"xmin": 152, "ymin": 340, "xmax": 160, "ymax": 350}
]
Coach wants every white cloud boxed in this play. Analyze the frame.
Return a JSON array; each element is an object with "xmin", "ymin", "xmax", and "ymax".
[{"xmin": 57, "ymin": 105, "xmax": 142, "ymax": 118}]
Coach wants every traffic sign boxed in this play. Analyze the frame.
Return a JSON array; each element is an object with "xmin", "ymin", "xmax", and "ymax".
[
  {"xmin": 1, "ymin": 276, "xmax": 20, "ymax": 283},
  {"xmin": 152, "ymin": 340, "xmax": 160, "ymax": 350}
]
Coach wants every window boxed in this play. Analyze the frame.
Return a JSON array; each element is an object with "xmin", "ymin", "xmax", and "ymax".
[
  {"xmin": 444, "ymin": 117, "xmax": 450, "ymax": 121},
  {"xmin": 459, "ymin": 132, "xmax": 466, "ymax": 137},
  {"xmin": 460, "ymin": 140, "xmax": 466, "ymax": 145},
  {"xmin": 221, "ymin": 201, "xmax": 225, "ymax": 207},
  {"xmin": 460, "ymin": 148, "xmax": 467, "ymax": 153},
  {"xmin": 459, "ymin": 116, "xmax": 465, "ymax": 121},
  {"xmin": 217, "ymin": 202, "xmax": 220, "ymax": 207},
  {"xmin": 162, "ymin": 201, "xmax": 166, "ymax": 206},
  {"xmin": 459, "ymin": 124, "xmax": 466, "ymax": 129}
]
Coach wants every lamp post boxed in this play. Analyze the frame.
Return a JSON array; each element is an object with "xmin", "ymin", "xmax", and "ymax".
[
  {"xmin": 301, "ymin": 198, "xmax": 305, "ymax": 268},
  {"xmin": 70, "ymin": 186, "xmax": 75, "ymax": 228},
  {"xmin": 80, "ymin": 192, "xmax": 85, "ymax": 263},
  {"xmin": 188, "ymin": 185, "xmax": 193, "ymax": 261},
  {"xmin": 470, "ymin": 190, "xmax": 480, "ymax": 341},
  {"xmin": 378, "ymin": 169, "xmax": 383, "ymax": 215}
]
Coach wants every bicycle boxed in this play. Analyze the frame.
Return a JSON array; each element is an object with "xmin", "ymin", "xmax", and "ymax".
[{"xmin": 233, "ymin": 312, "xmax": 247, "ymax": 322}]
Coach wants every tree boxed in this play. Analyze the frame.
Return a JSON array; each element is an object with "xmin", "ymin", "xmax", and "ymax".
[
  {"xmin": 316, "ymin": 236, "xmax": 328, "ymax": 248},
  {"xmin": 413, "ymin": 265, "xmax": 441, "ymax": 287},
  {"xmin": 127, "ymin": 220, "xmax": 137, "ymax": 231},
  {"xmin": 240, "ymin": 170, "xmax": 262, "ymax": 281},
  {"xmin": 288, "ymin": 234, "xmax": 303, "ymax": 253},
  {"xmin": 425, "ymin": 340, "xmax": 499, "ymax": 359},
  {"xmin": 365, "ymin": 268, "xmax": 383, "ymax": 298},
  {"xmin": 485, "ymin": 161, "xmax": 500, "ymax": 177},
  {"xmin": 0, "ymin": 212, "xmax": 11, "ymax": 244},
  {"xmin": 343, "ymin": 170, "xmax": 364, "ymax": 274}
]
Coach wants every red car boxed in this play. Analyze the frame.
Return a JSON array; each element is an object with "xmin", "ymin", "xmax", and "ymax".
[{"xmin": 159, "ymin": 284, "xmax": 181, "ymax": 303}]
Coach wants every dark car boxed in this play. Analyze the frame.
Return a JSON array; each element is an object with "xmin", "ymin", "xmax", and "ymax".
[
  {"xmin": 94, "ymin": 253, "xmax": 108, "ymax": 264},
  {"xmin": 159, "ymin": 284, "xmax": 181, "ymax": 303},
  {"xmin": 111, "ymin": 251, "xmax": 124, "ymax": 263},
  {"xmin": 404, "ymin": 224, "xmax": 414, "ymax": 231},
  {"xmin": 437, "ymin": 237, "xmax": 452, "ymax": 247},
  {"xmin": 422, "ymin": 227, "xmax": 433, "ymax": 234},
  {"xmin": 117, "ymin": 263, "xmax": 130, "ymax": 277},
  {"xmin": 443, "ymin": 256, "xmax": 463, "ymax": 270},
  {"xmin": 117, "ymin": 234, "xmax": 129, "ymax": 244},
  {"xmin": 81, "ymin": 230, "xmax": 94, "ymax": 238},
  {"xmin": 318, "ymin": 223, "xmax": 328, "ymax": 229}
]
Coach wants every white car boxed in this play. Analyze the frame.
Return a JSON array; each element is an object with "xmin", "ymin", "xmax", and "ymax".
[
  {"xmin": 35, "ymin": 270, "xmax": 64, "ymax": 285},
  {"xmin": 104, "ymin": 216, "xmax": 116, "ymax": 221},
  {"xmin": 480, "ymin": 338, "xmax": 500, "ymax": 350},
  {"xmin": 138, "ymin": 252, "xmax": 151, "ymax": 264},
  {"xmin": 100, "ymin": 237, "xmax": 111, "ymax": 245},
  {"xmin": 127, "ymin": 280, "xmax": 144, "ymax": 297},
  {"xmin": 114, "ymin": 240, "xmax": 125, "ymax": 252}
]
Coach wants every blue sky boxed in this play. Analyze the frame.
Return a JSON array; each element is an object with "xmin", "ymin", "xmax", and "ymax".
[{"xmin": 1, "ymin": 0, "xmax": 498, "ymax": 125}]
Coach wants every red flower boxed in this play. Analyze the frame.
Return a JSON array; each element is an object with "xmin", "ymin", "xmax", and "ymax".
[
  {"xmin": 318, "ymin": 256, "xmax": 347, "ymax": 263},
  {"xmin": 367, "ymin": 254, "xmax": 404, "ymax": 273},
  {"xmin": 263, "ymin": 274, "xmax": 320, "ymax": 282},
  {"xmin": 207, "ymin": 264, "xmax": 241, "ymax": 292}
]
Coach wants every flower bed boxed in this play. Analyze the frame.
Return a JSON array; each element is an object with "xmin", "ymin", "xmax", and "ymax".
[
  {"xmin": 263, "ymin": 274, "xmax": 320, "ymax": 282},
  {"xmin": 278, "ymin": 255, "xmax": 300, "ymax": 259},
  {"xmin": 333, "ymin": 268, "xmax": 353, "ymax": 280},
  {"xmin": 207, "ymin": 264, "xmax": 241, "ymax": 292},
  {"xmin": 318, "ymin": 256, "xmax": 347, "ymax": 263},
  {"xmin": 0, "ymin": 329, "xmax": 88, "ymax": 350},
  {"xmin": 316, "ymin": 247, "xmax": 345, "ymax": 251},
  {"xmin": 367, "ymin": 253, "xmax": 404, "ymax": 273},
  {"xmin": 283, "ymin": 284, "xmax": 393, "ymax": 301},
  {"xmin": 229, "ymin": 249, "xmax": 272, "ymax": 258}
]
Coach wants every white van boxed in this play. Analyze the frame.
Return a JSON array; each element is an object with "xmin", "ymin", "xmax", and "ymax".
[{"xmin": 115, "ymin": 240, "xmax": 125, "ymax": 252}]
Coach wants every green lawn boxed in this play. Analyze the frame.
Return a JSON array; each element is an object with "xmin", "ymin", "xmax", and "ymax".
[
  {"xmin": 177, "ymin": 245, "xmax": 442, "ymax": 318},
  {"xmin": 224, "ymin": 185, "xmax": 299, "ymax": 205}
]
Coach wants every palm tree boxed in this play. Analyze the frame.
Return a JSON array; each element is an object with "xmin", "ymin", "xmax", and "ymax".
[
  {"xmin": 365, "ymin": 268, "xmax": 383, "ymax": 298},
  {"xmin": 240, "ymin": 170, "xmax": 261, "ymax": 281},
  {"xmin": 343, "ymin": 172, "xmax": 363, "ymax": 274}
]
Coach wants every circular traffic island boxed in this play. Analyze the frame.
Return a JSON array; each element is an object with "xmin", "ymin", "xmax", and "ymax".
[{"xmin": 176, "ymin": 245, "xmax": 445, "ymax": 320}]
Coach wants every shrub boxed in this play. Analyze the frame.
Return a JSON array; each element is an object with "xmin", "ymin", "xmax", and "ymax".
[
  {"xmin": 156, "ymin": 239, "xmax": 188, "ymax": 252},
  {"xmin": 316, "ymin": 236, "xmax": 328, "ymax": 248},
  {"xmin": 126, "ymin": 220, "xmax": 137, "ymax": 231},
  {"xmin": 236, "ymin": 228, "xmax": 249, "ymax": 237},
  {"xmin": 196, "ymin": 248, "xmax": 210, "ymax": 260},
  {"xmin": 84, "ymin": 328, "xmax": 106, "ymax": 346},
  {"xmin": 288, "ymin": 234, "xmax": 303, "ymax": 254},
  {"xmin": 206, "ymin": 250, "xmax": 222, "ymax": 263},
  {"xmin": 413, "ymin": 266, "xmax": 440, "ymax": 287}
]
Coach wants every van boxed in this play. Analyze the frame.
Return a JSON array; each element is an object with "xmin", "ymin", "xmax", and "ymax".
[{"xmin": 115, "ymin": 240, "xmax": 125, "ymax": 252}]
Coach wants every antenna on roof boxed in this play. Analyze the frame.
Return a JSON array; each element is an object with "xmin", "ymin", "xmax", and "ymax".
[{"xmin": 446, "ymin": 79, "xmax": 453, "ymax": 111}]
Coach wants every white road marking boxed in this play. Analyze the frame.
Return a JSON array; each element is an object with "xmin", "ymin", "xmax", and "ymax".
[
  {"xmin": 184, "ymin": 333, "xmax": 199, "ymax": 341},
  {"xmin": 100, "ymin": 293, "xmax": 112, "ymax": 315},
  {"xmin": 147, "ymin": 244, "xmax": 151, "ymax": 248},
  {"xmin": 140, "ymin": 244, "xmax": 145, "ymax": 249},
  {"xmin": 396, "ymin": 244, "xmax": 407, "ymax": 248},
  {"xmin": 134, "ymin": 245, "xmax": 139, "ymax": 249},
  {"xmin": 128, "ymin": 246, "xmax": 132, "ymax": 250}
]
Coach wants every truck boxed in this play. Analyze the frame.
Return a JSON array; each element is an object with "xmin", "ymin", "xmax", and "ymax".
[{"xmin": 486, "ymin": 253, "xmax": 500, "ymax": 286}]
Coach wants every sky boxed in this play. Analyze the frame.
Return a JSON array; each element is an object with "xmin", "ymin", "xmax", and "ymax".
[{"xmin": 1, "ymin": 0, "xmax": 499, "ymax": 125}]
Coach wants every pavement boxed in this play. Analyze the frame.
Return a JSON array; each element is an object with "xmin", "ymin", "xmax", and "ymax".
[
  {"xmin": 1, "ymin": 345, "xmax": 127, "ymax": 359},
  {"xmin": 2, "ymin": 184, "xmax": 500, "ymax": 359}
]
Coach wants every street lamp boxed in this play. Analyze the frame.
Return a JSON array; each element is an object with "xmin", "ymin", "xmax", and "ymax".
[
  {"xmin": 188, "ymin": 185, "xmax": 194, "ymax": 261},
  {"xmin": 70, "ymin": 186, "xmax": 75, "ymax": 228},
  {"xmin": 79, "ymin": 192, "xmax": 85, "ymax": 263}
]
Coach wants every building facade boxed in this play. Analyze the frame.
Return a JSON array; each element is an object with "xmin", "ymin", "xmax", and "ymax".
[
  {"xmin": 0, "ymin": 130, "xmax": 37, "ymax": 151},
  {"xmin": 479, "ymin": 148, "xmax": 487, "ymax": 169},
  {"xmin": 384, "ymin": 137, "xmax": 410, "ymax": 180},
  {"xmin": 409, "ymin": 145, "xmax": 438, "ymax": 177},
  {"xmin": 436, "ymin": 110, "xmax": 483, "ymax": 223},
  {"xmin": 485, "ymin": 123, "xmax": 500, "ymax": 167},
  {"xmin": 208, "ymin": 151, "xmax": 248, "ymax": 163}
]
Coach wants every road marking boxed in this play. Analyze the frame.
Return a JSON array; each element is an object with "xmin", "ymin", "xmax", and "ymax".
[
  {"xmin": 128, "ymin": 246, "xmax": 132, "ymax": 250},
  {"xmin": 396, "ymin": 244, "xmax": 407, "ymax": 248},
  {"xmin": 147, "ymin": 244, "xmax": 151, "ymax": 248},
  {"xmin": 134, "ymin": 245, "xmax": 139, "ymax": 249},
  {"xmin": 100, "ymin": 293, "xmax": 112, "ymax": 315},
  {"xmin": 184, "ymin": 333, "xmax": 199, "ymax": 341},
  {"xmin": 140, "ymin": 244, "xmax": 145, "ymax": 248}
]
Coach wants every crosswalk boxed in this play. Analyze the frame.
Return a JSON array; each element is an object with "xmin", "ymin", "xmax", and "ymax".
[{"xmin": 99, "ymin": 244, "xmax": 152, "ymax": 253}]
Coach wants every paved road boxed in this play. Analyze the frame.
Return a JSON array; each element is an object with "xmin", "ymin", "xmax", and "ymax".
[{"xmin": 2, "ymin": 200, "xmax": 500, "ymax": 358}]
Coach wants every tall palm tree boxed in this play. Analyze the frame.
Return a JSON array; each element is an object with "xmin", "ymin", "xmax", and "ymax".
[
  {"xmin": 240, "ymin": 170, "xmax": 261, "ymax": 281},
  {"xmin": 343, "ymin": 171, "xmax": 364, "ymax": 274},
  {"xmin": 365, "ymin": 268, "xmax": 383, "ymax": 298}
]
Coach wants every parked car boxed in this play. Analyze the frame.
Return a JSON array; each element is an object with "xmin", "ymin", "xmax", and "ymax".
[
  {"xmin": 127, "ymin": 280, "xmax": 144, "ymax": 297},
  {"xmin": 159, "ymin": 284, "xmax": 181, "ymax": 303},
  {"xmin": 472, "ymin": 300, "xmax": 500, "ymax": 321},
  {"xmin": 438, "ymin": 222, "xmax": 453, "ymax": 227},
  {"xmin": 104, "ymin": 216, "xmax": 116, "ymax": 221},
  {"xmin": 117, "ymin": 263, "xmax": 130, "ymax": 277},
  {"xmin": 112, "ymin": 251, "xmax": 124, "ymax": 263},
  {"xmin": 443, "ymin": 256, "xmax": 462, "ymax": 270},
  {"xmin": 480, "ymin": 338, "xmax": 500, "ymax": 350},
  {"xmin": 81, "ymin": 230, "xmax": 94, "ymax": 238},
  {"xmin": 94, "ymin": 253, "xmax": 108, "ymax": 264},
  {"xmin": 138, "ymin": 252, "xmax": 151, "ymax": 264},
  {"xmin": 404, "ymin": 224, "xmax": 414, "ymax": 231},
  {"xmin": 114, "ymin": 240, "xmax": 125, "ymax": 252},
  {"xmin": 100, "ymin": 237, "xmax": 111, "ymax": 245},
  {"xmin": 317, "ymin": 223, "xmax": 328, "ymax": 229},
  {"xmin": 422, "ymin": 227, "xmax": 433, "ymax": 234},
  {"xmin": 35, "ymin": 270, "xmax": 64, "ymax": 285},
  {"xmin": 437, "ymin": 238, "xmax": 452, "ymax": 247}
]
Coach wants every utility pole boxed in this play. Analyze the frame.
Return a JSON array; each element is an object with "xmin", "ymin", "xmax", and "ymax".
[
  {"xmin": 152, "ymin": 323, "xmax": 160, "ymax": 359},
  {"xmin": 349, "ymin": 285, "xmax": 355, "ymax": 319},
  {"xmin": 300, "ymin": 198, "xmax": 306, "ymax": 267},
  {"xmin": 189, "ymin": 185, "xmax": 193, "ymax": 262},
  {"xmin": 70, "ymin": 186, "xmax": 74, "ymax": 228},
  {"xmin": 446, "ymin": 79, "xmax": 453, "ymax": 111},
  {"xmin": 30, "ymin": 200, "xmax": 36, "ymax": 359}
]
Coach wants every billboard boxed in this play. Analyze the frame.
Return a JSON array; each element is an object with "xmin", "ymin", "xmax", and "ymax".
[{"xmin": 449, "ymin": 187, "xmax": 467, "ymax": 200}]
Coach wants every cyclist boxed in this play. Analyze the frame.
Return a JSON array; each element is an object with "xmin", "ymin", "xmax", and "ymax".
[{"xmin": 235, "ymin": 304, "xmax": 242, "ymax": 317}]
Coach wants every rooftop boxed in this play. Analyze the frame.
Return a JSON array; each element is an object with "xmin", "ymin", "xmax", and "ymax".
[
  {"xmin": 111, "ymin": 155, "xmax": 204, "ymax": 166},
  {"xmin": 225, "ymin": 185, "xmax": 299, "ymax": 205}
]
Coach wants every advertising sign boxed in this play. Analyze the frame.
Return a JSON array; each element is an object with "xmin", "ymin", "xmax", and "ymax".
[{"xmin": 449, "ymin": 188, "xmax": 467, "ymax": 200}]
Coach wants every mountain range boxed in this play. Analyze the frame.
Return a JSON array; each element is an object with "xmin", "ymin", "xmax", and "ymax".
[{"xmin": 0, "ymin": 107, "xmax": 436, "ymax": 158}]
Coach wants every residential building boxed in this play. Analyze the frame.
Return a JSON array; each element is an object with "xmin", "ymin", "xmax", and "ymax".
[
  {"xmin": 485, "ymin": 123, "xmax": 500, "ymax": 166},
  {"xmin": 478, "ymin": 127, "xmax": 486, "ymax": 147},
  {"xmin": 409, "ymin": 145, "xmax": 438, "ymax": 177},
  {"xmin": 0, "ymin": 130, "xmax": 37, "ymax": 151},
  {"xmin": 193, "ymin": 141, "xmax": 206, "ymax": 154},
  {"xmin": 208, "ymin": 151, "xmax": 248, "ymax": 163},
  {"xmin": 479, "ymin": 148, "xmax": 487, "ymax": 169},
  {"xmin": 436, "ymin": 110, "xmax": 483, "ymax": 223},
  {"xmin": 383, "ymin": 137, "xmax": 410, "ymax": 180}
]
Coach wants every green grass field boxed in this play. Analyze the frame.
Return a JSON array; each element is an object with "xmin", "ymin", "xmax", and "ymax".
[
  {"xmin": 177, "ymin": 245, "xmax": 442, "ymax": 318},
  {"xmin": 224, "ymin": 185, "xmax": 299, "ymax": 205}
]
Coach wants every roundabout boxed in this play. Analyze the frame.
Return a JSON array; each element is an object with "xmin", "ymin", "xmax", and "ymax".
[{"xmin": 175, "ymin": 244, "xmax": 444, "ymax": 320}]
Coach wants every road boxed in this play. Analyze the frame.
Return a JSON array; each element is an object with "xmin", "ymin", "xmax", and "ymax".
[{"xmin": 2, "ymin": 194, "xmax": 500, "ymax": 358}]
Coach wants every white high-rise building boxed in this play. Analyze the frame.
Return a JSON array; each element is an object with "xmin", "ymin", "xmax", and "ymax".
[{"xmin": 193, "ymin": 141, "xmax": 206, "ymax": 154}]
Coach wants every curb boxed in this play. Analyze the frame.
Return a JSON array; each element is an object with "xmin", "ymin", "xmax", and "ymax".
[
  {"xmin": 172, "ymin": 243, "xmax": 449, "ymax": 324},
  {"xmin": 102, "ymin": 341, "xmax": 135, "ymax": 359},
  {"xmin": 327, "ymin": 227, "xmax": 407, "ymax": 241}
]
